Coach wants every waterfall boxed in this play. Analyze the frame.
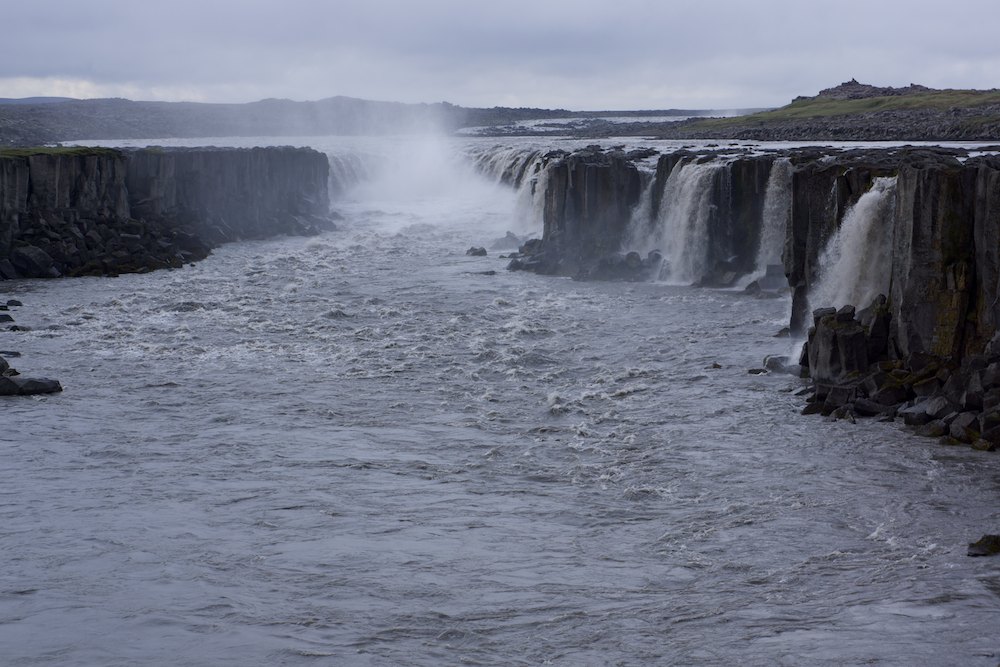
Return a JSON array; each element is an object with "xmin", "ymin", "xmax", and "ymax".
[
  {"xmin": 747, "ymin": 157, "xmax": 792, "ymax": 286},
  {"xmin": 466, "ymin": 146, "xmax": 552, "ymax": 232},
  {"xmin": 326, "ymin": 152, "xmax": 369, "ymax": 198},
  {"xmin": 466, "ymin": 145, "xmax": 550, "ymax": 189},
  {"xmin": 624, "ymin": 158, "xmax": 723, "ymax": 284},
  {"xmin": 811, "ymin": 176, "xmax": 898, "ymax": 311}
]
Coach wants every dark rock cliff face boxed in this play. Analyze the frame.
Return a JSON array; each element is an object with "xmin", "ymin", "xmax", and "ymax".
[
  {"xmin": 127, "ymin": 147, "xmax": 331, "ymax": 245},
  {"xmin": 537, "ymin": 147, "xmax": 643, "ymax": 275},
  {"xmin": 507, "ymin": 142, "xmax": 1000, "ymax": 447},
  {"xmin": 524, "ymin": 147, "xmax": 773, "ymax": 284},
  {"xmin": 0, "ymin": 147, "xmax": 332, "ymax": 279}
]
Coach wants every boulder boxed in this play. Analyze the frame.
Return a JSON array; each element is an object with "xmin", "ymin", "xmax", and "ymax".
[
  {"xmin": 11, "ymin": 245, "xmax": 58, "ymax": 278},
  {"xmin": 915, "ymin": 420, "xmax": 948, "ymax": 438},
  {"xmin": 11, "ymin": 377, "xmax": 62, "ymax": 395},
  {"xmin": 466, "ymin": 247, "xmax": 487, "ymax": 257},
  {"xmin": 763, "ymin": 355, "xmax": 791, "ymax": 373},
  {"xmin": 899, "ymin": 403, "xmax": 933, "ymax": 426},
  {"xmin": 922, "ymin": 395, "xmax": 956, "ymax": 420},
  {"xmin": 949, "ymin": 411, "xmax": 981, "ymax": 443},
  {"xmin": 968, "ymin": 535, "xmax": 1000, "ymax": 557},
  {"xmin": 0, "ymin": 260, "xmax": 17, "ymax": 279},
  {"xmin": 853, "ymin": 397, "xmax": 895, "ymax": 418}
]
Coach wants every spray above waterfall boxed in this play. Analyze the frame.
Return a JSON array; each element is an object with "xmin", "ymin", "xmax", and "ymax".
[{"xmin": 811, "ymin": 176, "xmax": 898, "ymax": 311}]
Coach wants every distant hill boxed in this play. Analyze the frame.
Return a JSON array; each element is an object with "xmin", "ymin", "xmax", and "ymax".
[
  {"xmin": 625, "ymin": 80, "xmax": 1000, "ymax": 141},
  {"xmin": 0, "ymin": 97, "xmax": 74, "ymax": 105},
  {"xmin": 0, "ymin": 95, "xmax": 707, "ymax": 146},
  {"xmin": 7, "ymin": 83, "xmax": 989, "ymax": 144}
]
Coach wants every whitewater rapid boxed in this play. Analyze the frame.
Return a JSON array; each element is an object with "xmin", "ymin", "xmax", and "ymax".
[{"xmin": 2, "ymin": 136, "xmax": 999, "ymax": 666}]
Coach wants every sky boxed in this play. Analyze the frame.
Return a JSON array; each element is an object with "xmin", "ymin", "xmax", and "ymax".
[{"xmin": 3, "ymin": 0, "xmax": 999, "ymax": 110}]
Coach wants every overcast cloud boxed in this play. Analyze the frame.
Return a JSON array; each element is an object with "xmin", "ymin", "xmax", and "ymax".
[{"xmin": 3, "ymin": 0, "xmax": 999, "ymax": 109}]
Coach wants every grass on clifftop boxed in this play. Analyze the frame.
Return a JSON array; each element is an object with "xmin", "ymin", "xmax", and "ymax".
[
  {"xmin": 0, "ymin": 146, "xmax": 120, "ymax": 158},
  {"xmin": 695, "ymin": 89, "xmax": 1000, "ymax": 128}
]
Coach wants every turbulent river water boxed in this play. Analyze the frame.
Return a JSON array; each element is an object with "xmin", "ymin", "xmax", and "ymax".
[{"xmin": 3, "ymin": 136, "xmax": 1000, "ymax": 666}]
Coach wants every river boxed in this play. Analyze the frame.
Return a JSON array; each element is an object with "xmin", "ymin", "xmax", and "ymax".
[{"xmin": 2, "ymin": 135, "xmax": 999, "ymax": 666}]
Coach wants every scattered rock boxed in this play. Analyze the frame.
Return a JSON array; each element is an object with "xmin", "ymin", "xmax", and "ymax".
[
  {"xmin": 466, "ymin": 247, "xmax": 487, "ymax": 257},
  {"xmin": 11, "ymin": 377, "xmax": 62, "ymax": 395},
  {"xmin": 967, "ymin": 534, "xmax": 1000, "ymax": 557},
  {"xmin": 0, "ymin": 376, "xmax": 61, "ymax": 396}
]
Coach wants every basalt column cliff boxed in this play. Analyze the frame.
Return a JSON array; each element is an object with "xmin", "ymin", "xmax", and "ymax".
[
  {"xmin": 0, "ymin": 146, "xmax": 333, "ymax": 279},
  {"xmin": 498, "ymin": 144, "xmax": 1000, "ymax": 449}
]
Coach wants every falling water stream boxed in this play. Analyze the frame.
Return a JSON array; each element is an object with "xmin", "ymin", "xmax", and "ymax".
[{"xmin": 812, "ymin": 176, "xmax": 898, "ymax": 312}]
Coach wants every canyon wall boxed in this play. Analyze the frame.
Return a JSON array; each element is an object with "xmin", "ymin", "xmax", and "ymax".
[
  {"xmin": 503, "ymin": 143, "xmax": 1000, "ymax": 445},
  {"xmin": 0, "ymin": 146, "xmax": 332, "ymax": 279},
  {"xmin": 519, "ymin": 145, "xmax": 1000, "ymax": 360}
]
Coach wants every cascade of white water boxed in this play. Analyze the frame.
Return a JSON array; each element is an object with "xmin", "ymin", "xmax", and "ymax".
[
  {"xmin": 747, "ymin": 157, "xmax": 793, "ymax": 284},
  {"xmin": 467, "ymin": 146, "xmax": 550, "ymax": 232},
  {"xmin": 811, "ymin": 176, "xmax": 898, "ymax": 311},
  {"xmin": 468, "ymin": 146, "xmax": 543, "ymax": 188},
  {"xmin": 624, "ymin": 159, "xmax": 723, "ymax": 284},
  {"xmin": 326, "ymin": 152, "xmax": 369, "ymax": 197},
  {"xmin": 623, "ymin": 175, "xmax": 656, "ymax": 248}
]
